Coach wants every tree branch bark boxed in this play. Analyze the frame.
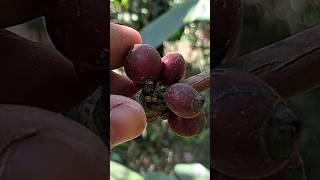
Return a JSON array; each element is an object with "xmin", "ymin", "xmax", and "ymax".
[{"xmin": 223, "ymin": 24, "xmax": 320, "ymax": 98}]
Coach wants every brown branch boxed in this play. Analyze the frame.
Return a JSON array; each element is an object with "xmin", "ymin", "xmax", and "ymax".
[
  {"xmin": 181, "ymin": 70, "xmax": 210, "ymax": 92},
  {"xmin": 224, "ymin": 24, "xmax": 320, "ymax": 98}
]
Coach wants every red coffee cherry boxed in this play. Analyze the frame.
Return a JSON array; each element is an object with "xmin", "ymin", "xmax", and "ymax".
[
  {"xmin": 212, "ymin": 69, "xmax": 300, "ymax": 179},
  {"xmin": 124, "ymin": 44, "xmax": 162, "ymax": 86},
  {"xmin": 165, "ymin": 83, "xmax": 204, "ymax": 118},
  {"xmin": 0, "ymin": 105, "xmax": 107, "ymax": 180},
  {"xmin": 168, "ymin": 111, "xmax": 205, "ymax": 137},
  {"xmin": 159, "ymin": 53, "xmax": 186, "ymax": 85}
]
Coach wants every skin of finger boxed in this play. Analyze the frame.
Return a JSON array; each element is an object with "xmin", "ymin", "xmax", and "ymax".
[
  {"xmin": 0, "ymin": 29, "xmax": 88, "ymax": 112},
  {"xmin": 110, "ymin": 95, "xmax": 146, "ymax": 148},
  {"xmin": 0, "ymin": 105, "xmax": 107, "ymax": 180},
  {"xmin": 0, "ymin": 0, "xmax": 42, "ymax": 28},
  {"xmin": 110, "ymin": 71, "xmax": 140, "ymax": 97},
  {"xmin": 110, "ymin": 23, "xmax": 142, "ymax": 69}
]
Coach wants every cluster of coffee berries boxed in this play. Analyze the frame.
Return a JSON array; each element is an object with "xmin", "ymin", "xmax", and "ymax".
[
  {"xmin": 124, "ymin": 44, "xmax": 206, "ymax": 137},
  {"xmin": 212, "ymin": 69, "xmax": 305, "ymax": 180}
]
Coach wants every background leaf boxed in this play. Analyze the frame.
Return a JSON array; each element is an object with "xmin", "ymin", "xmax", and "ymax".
[
  {"xmin": 144, "ymin": 172, "xmax": 176, "ymax": 180},
  {"xmin": 140, "ymin": 0, "xmax": 198, "ymax": 48},
  {"xmin": 174, "ymin": 163, "xmax": 210, "ymax": 180},
  {"xmin": 110, "ymin": 161, "xmax": 143, "ymax": 180}
]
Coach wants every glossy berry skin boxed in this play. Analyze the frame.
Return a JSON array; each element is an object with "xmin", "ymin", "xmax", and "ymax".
[
  {"xmin": 168, "ymin": 111, "xmax": 205, "ymax": 137},
  {"xmin": 124, "ymin": 44, "xmax": 162, "ymax": 86},
  {"xmin": 212, "ymin": 69, "xmax": 299, "ymax": 179},
  {"xmin": 165, "ymin": 83, "xmax": 204, "ymax": 118},
  {"xmin": 159, "ymin": 53, "xmax": 186, "ymax": 85}
]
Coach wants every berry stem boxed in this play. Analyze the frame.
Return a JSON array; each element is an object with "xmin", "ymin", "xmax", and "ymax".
[{"xmin": 181, "ymin": 70, "xmax": 210, "ymax": 92}]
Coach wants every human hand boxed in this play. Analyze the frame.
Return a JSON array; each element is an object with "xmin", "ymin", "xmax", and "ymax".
[{"xmin": 110, "ymin": 23, "xmax": 147, "ymax": 149}]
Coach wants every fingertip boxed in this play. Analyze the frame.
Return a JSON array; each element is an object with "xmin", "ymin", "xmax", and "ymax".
[
  {"xmin": 110, "ymin": 95, "xmax": 146, "ymax": 148},
  {"xmin": 110, "ymin": 71, "xmax": 141, "ymax": 97},
  {"xmin": 110, "ymin": 23, "xmax": 142, "ymax": 69},
  {"xmin": 113, "ymin": 23, "xmax": 142, "ymax": 45}
]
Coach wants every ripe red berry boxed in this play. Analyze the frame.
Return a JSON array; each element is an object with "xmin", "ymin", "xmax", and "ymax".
[
  {"xmin": 124, "ymin": 44, "xmax": 162, "ymax": 86},
  {"xmin": 165, "ymin": 83, "xmax": 204, "ymax": 118},
  {"xmin": 168, "ymin": 111, "xmax": 205, "ymax": 137},
  {"xmin": 212, "ymin": 69, "xmax": 299, "ymax": 179},
  {"xmin": 159, "ymin": 53, "xmax": 186, "ymax": 85}
]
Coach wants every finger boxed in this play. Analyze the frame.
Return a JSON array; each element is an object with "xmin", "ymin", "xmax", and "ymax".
[
  {"xmin": 0, "ymin": 0, "xmax": 42, "ymax": 28},
  {"xmin": 110, "ymin": 23, "xmax": 142, "ymax": 69},
  {"xmin": 110, "ymin": 95, "xmax": 146, "ymax": 148},
  {"xmin": 0, "ymin": 29, "xmax": 88, "ymax": 112},
  {"xmin": 43, "ymin": 0, "xmax": 108, "ymax": 88},
  {"xmin": 0, "ymin": 105, "xmax": 107, "ymax": 180},
  {"xmin": 110, "ymin": 71, "xmax": 141, "ymax": 97}
]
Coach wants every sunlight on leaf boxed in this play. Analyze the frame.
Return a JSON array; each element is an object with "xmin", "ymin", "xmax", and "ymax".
[
  {"xmin": 140, "ymin": 0, "xmax": 198, "ymax": 48},
  {"xmin": 184, "ymin": 0, "xmax": 210, "ymax": 23},
  {"xmin": 174, "ymin": 163, "xmax": 210, "ymax": 180},
  {"xmin": 110, "ymin": 161, "xmax": 143, "ymax": 180}
]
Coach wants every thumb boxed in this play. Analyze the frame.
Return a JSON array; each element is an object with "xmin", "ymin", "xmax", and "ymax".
[{"xmin": 110, "ymin": 95, "xmax": 147, "ymax": 149}]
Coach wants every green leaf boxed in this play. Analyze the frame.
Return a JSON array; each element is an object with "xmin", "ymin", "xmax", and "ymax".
[
  {"xmin": 140, "ymin": 0, "xmax": 198, "ymax": 48},
  {"xmin": 174, "ymin": 163, "xmax": 210, "ymax": 180},
  {"xmin": 144, "ymin": 172, "xmax": 176, "ymax": 180},
  {"xmin": 121, "ymin": 0, "xmax": 128, "ymax": 8},
  {"xmin": 110, "ymin": 161, "xmax": 143, "ymax": 180},
  {"xmin": 184, "ymin": 0, "xmax": 210, "ymax": 23},
  {"xmin": 110, "ymin": 152, "xmax": 122, "ymax": 163}
]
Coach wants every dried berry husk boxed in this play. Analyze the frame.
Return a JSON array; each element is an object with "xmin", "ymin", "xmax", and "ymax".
[
  {"xmin": 159, "ymin": 53, "xmax": 186, "ymax": 85},
  {"xmin": 212, "ymin": 0, "xmax": 241, "ymax": 66},
  {"xmin": 44, "ymin": 0, "xmax": 108, "ymax": 89},
  {"xmin": 212, "ymin": 69, "xmax": 300, "ymax": 179},
  {"xmin": 0, "ymin": 105, "xmax": 107, "ymax": 180},
  {"xmin": 168, "ymin": 111, "xmax": 205, "ymax": 137},
  {"xmin": 0, "ymin": 29, "xmax": 87, "ymax": 112},
  {"xmin": 165, "ymin": 83, "xmax": 204, "ymax": 118},
  {"xmin": 124, "ymin": 44, "xmax": 162, "ymax": 86},
  {"xmin": 213, "ymin": 150, "xmax": 306, "ymax": 180},
  {"xmin": 133, "ymin": 81, "xmax": 168, "ymax": 122}
]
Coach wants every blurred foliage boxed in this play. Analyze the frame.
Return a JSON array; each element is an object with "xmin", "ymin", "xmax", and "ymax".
[
  {"xmin": 111, "ymin": 0, "xmax": 210, "ymax": 178},
  {"xmin": 110, "ymin": 161, "xmax": 210, "ymax": 180}
]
